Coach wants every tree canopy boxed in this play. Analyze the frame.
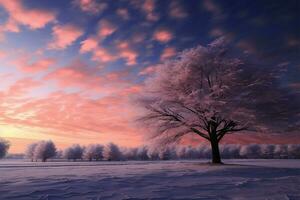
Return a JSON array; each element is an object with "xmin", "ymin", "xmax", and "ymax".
[{"xmin": 137, "ymin": 37, "xmax": 300, "ymax": 163}]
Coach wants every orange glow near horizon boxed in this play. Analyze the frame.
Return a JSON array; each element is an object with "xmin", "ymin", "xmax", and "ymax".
[{"xmin": 1, "ymin": 124, "xmax": 142, "ymax": 153}]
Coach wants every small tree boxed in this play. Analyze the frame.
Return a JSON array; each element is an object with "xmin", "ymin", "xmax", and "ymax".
[
  {"xmin": 138, "ymin": 37, "xmax": 300, "ymax": 164},
  {"xmin": 260, "ymin": 144, "xmax": 275, "ymax": 159},
  {"xmin": 185, "ymin": 146, "xmax": 200, "ymax": 159},
  {"xmin": 34, "ymin": 140, "xmax": 57, "ymax": 162},
  {"xmin": 93, "ymin": 144, "xmax": 104, "ymax": 161},
  {"xmin": 103, "ymin": 143, "xmax": 122, "ymax": 161},
  {"xmin": 84, "ymin": 145, "xmax": 93, "ymax": 161},
  {"xmin": 25, "ymin": 143, "xmax": 38, "ymax": 162},
  {"xmin": 84, "ymin": 144, "xmax": 104, "ymax": 161},
  {"xmin": 136, "ymin": 146, "xmax": 149, "ymax": 160},
  {"xmin": 220, "ymin": 144, "xmax": 240, "ymax": 159},
  {"xmin": 158, "ymin": 147, "xmax": 176, "ymax": 160},
  {"xmin": 287, "ymin": 144, "xmax": 300, "ymax": 158},
  {"xmin": 123, "ymin": 147, "xmax": 138, "ymax": 160},
  {"xmin": 239, "ymin": 144, "xmax": 260, "ymax": 159},
  {"xmin": 0, "ymin": 138, "xmax": 10, "ymax": 159},
  {"xmin": 64, "ymin": 144, "xmax": 84, "ymax": 161},
  {"xmin": 55, "ymin": 150, "xmax": 63, "ymax": 159},
  {"xmin": 147, "ymin": 147, "xmax": 160, "ymax": 160}
]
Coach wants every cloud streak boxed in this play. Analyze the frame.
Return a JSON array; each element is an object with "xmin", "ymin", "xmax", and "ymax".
[
  {"xmin": 48, "ymin": 24, "xmax": 84, "ymax": 50},
  {"xmin": 0, "ymin": 0, "xmax": 56, "ymax": 32},
  {"xmin": 153, "ymin": 29, "xmax": 173, "ymax": 43},
  {"xmin": 73, "ymin": 0, "xmax": 107, "ymax": 15}
]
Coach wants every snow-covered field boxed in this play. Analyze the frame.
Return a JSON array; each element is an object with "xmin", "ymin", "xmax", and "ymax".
[{"xmin": 0, "ymin": 159, "xmax": 300, "ymax": 200}]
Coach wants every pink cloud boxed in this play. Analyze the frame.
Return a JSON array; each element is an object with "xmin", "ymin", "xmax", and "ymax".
[
  {"xmin": 0, "ymin": 89, "xmax": 141, "ymax": 147},
  {"xmin": 287, "ymin": 37, "xmax": 300, "ymax": 47},
  {"xmin": 116, "ymin": 8, "xmax": 130, "ymax": 20},
  {"xmin": 139, "ymin": 65, "xmax": 157, "ymax": 76},
  {"xmin": 117, "ymin": 42, "xmax": 130, "ymax": 49},
  {"xmin": 289, "ymin": 83, "xmax": 300, "ymax": 90},
  {"xmin": 105, "ymin": 72, "xmax": 121, "ymax": 81},
  {"xmin": 202, "ymin": 0, "xmax": 224, "ymax": 19},
  {"xmin": 142, "ymin": 0, "xmax": 159, "ymax": 21},
  {"xmin": 43, "ymin": 59, "xmax": 139, "ymax": 97},
  {"xmin": 160, "ymin": 47, "xmax": 176, "ymax": 60},
  {"xmin": 0, "ymin": 31, "xmax": 4, "ymax": 42},
  {"xmin": 79, "ymin": 36, "xmax": 115, "ymax": 64},
  {"xmin": 2, "ymin": 18, "xmax": 20, "ymax": 32},
  {"xmin": 14, "ymin": 57, "xmax": 56, "ymax": 73},
  {"xmin": 153, "ymin": 29, "xmax": 173, "ymax": 43},
  {"xmin": 48, "ymin": 24, "xmax": 84, "ymax": 50},
  {"xmin": 0, "ymin": 50, "xmax": 6, "ymax": 59},
  {"xmin": 121, "ymin": 85, "xmax": 142, "ymax": 96},
  {"xmin": 202, "ymin": 0, "xmax": 220, "ymax": 13},
  {"xmin": 236, "ymin": 40, "xmax": 257, "ymax": 54},
  {"xmin": 0, "ymin": 0, "xmax": 56, "ymax": 32},
  {"xmin": 0, "ymin": 68, "xmax": 144, "ymax": 151},
  {"xmin": 73, "ymin": 0, "xmax": 107, "ymax": 14},
  {"xmin": 98, "ymin": 19, "xmax": 117, "ymax": 39},
  {"xmin": 131, "ymin": 32, "xmax": 146, "ymax": 43},
  {"xmin": 116, "ymin": 42, "xmax": 138, "ymax": 65},
  {"xmin": 84, "ymin": 39, "xmax": 138, "ymax": 65},
  {"xmin": 45, "ymin": 61, "xmax": 101, "ymax": 89},
  {"xmin": 209, "ymin": 28, "xmax": 225, "ymax": 37},
  {"xmin": 120, "ymin": 49, "xmax": 138, "ymax": 65},
  {"xmin": 4, "ymin": 78, "xmax": 41, "ymax": 97},
  {"xmin": 80, "ymin": 37, "xmax": 98, "ymax": 53},
  {"xmin": 169, "ymin": 1, "xmax": 188, "ymax": 19},
  {"xmin": 0, "ymin": 60, "xmax": 146, "ymax": 153},
  {"xmin": 92, "ymin": 47, "xmax": 116, "ymax": 63}
]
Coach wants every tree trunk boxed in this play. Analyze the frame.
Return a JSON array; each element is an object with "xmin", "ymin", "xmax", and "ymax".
[{"xmin": 210, "ymin": 133, "xmax": 222, "ymax": 164}]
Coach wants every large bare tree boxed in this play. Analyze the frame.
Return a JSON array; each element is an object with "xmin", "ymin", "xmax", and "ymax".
[{"xmin": 138, "ymin": 37, "xmax": 300, "ymax": 164}]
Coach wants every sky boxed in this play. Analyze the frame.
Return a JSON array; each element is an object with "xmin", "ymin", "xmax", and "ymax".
[{"xmin": 0, "ymin": 0, "xmax": 299, "ymax": 153}]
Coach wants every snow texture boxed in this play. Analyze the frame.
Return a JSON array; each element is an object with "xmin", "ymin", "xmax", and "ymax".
[{"xmin": 0, "ymin": 159, "xmax": 300, "ymax": 199}]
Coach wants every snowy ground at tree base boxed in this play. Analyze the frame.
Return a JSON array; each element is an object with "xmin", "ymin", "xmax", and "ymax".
[{"xmin": 0, "ymin": 159, "xmax": 300, "ymax": 200}]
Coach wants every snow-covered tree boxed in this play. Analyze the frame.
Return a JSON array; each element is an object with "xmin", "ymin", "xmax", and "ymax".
[
  {"xmin": 287, "ymin": 144, "xmax": 300, "ymax": 158},
  {"xmin": 239, "ymin": 144, "xmax": 261, "ymax": 158},
  {"xmin": 137, "ymin": 37, "xmax": 300, "ymax": 164},
  {"xmin": 103, "ymin": 143, "xmax": 123, "ymax": 161},
  {"xmin": 274, "ymin": 144, "xmax": 288, "ymax": 158},
  {"xmin": 33, "ymin": 140, "xmax": 57, "ymax": 162},
  {"xmin": 158, "ymin": 146, "xmax": 177, "ymax": 160},
  {"xmin": 260, "ymin": 144, "xmax": 275, "ymax": 159},
  {"xmin": 122, "ymin": 147, "xmax": 138, "ymax": 160},
  {"xmin": 176, "ymin": 146, "xmax": 187, "ymax": 159},
  {"xmin": 54, "ymin": 150, "xmax": 63, "ymax": 159},
  {"xmin": 136, "ymin": 146, "xmax": 149, "ymax": 160},
  {"xmin": 220, "ymin": 144, "xmax": 240, "ymax": 159},
  {"xmin": 64, "ymin": 144, "xmax": 84, "ymax": 161},
  {"xmin": 197, "ymin": 144, "xmax": 211, "ymax": 159},
  {"xmin": 84, "ymin": 144, "xmax": 104, "ymax": 161},
  {"xmin": 158, "ymin": 148, "xmax": 171, "ymax": 160},
  {"xmin": 185, "ymin": 146, "xmax": 200, "ymax": 159},
  {"xmin": 25, "ymin": 143, "xmax": 38, "ymax": 162},
  {"xmin": 147, "ymin": 147, "xmax": 160, "ymax": 160},
  {"xmin": 0, "ymin": 138, "xmax": 10, "ymax": 159}
]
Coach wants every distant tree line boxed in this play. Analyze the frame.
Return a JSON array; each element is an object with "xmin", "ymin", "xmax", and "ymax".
[
  {"xmin": 22, "ymin": 140, "xmax": 300, "ymax": 162},
  {"xmin": 1, "ymin": 138, "xmax": 299, "ymax": 161},
  {"xmin": 0, "ymin": 138, "xmax": 10, "ymax": 159}
]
